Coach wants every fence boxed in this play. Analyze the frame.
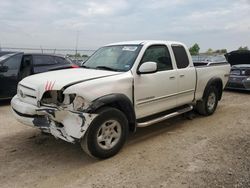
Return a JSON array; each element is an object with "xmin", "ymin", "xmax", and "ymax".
[{"xmin": 0, "ymin": 47, "xmax": 96, "ymax": 57}]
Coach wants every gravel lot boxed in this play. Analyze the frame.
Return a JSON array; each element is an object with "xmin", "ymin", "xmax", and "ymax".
[{"xmin": 0, "ymin": 91, "xmax": 249, "ymax": 188}]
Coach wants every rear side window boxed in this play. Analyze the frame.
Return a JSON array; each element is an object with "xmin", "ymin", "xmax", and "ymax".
[
  {"xmin": 172, "ymin": 45, "xmax": 189, "ymax": 69},
  {"xmin": 33, "ymin": 55, "xmax": 56, "ymax": 66},
  {"xmin": 141, "ymin": 45, "xmax": 173, "ymax": 71}
]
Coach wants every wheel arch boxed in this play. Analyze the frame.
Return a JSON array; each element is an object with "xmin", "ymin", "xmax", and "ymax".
[
  {"xmin": 85, "ymin": 94, "xmax": 136, "ymax": 132},
  {"xmin": 203, "ymin": 77, "xmax": 223, "ymax": 100}
]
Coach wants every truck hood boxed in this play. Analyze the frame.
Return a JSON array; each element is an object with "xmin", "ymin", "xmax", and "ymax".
[
  {"xmin": 225, "ymin": 50, "xmax": 250, "ymax": 66},
  {"xmin": 20, "ymin": 68, "xmax": 121, "ymax": 92}
]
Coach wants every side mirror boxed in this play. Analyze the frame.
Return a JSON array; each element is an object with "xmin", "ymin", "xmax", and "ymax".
[
  {"xmin": 137, "ymin": 62, "xmax": 157, "ymax": 74},
  {"xmin": 0, "ymin": 66, "xmax": 8, "ymax": 72}
]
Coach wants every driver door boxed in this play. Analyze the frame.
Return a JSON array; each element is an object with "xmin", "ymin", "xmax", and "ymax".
[{"xmin": 134, "ymin": 45, "xmax": 178, "ymax": 119}]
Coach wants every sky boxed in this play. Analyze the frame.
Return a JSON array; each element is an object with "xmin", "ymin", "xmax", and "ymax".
[{"xmin": 0, "ymin": 0, "xmax": 250, "ymax": 52}]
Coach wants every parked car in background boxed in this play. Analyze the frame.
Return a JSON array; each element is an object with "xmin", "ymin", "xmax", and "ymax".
[
  {"xmin": 192, "ymin": 55, "xmax": 227, "ymax": 66},
  {"xmin": 225, "ymin": 50, "xmax": 250, "ymax": 91},
  {"xmin": 68, "ymin": 56, "xmax": 89, "ymax": 66},
  {"xmin": 0, "ymin": 52, "xmax": 78, "ymax": 99}
]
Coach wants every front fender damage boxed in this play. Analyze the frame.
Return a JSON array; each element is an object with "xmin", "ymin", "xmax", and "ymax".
[{"xmin": 34, "ymin": 108, "xmax": 97, "ymax": 143}]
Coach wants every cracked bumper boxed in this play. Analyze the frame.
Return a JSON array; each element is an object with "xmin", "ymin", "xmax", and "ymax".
[{"xmin": 11, "ymin": 95, "xmax": 97, "ymax": 143}]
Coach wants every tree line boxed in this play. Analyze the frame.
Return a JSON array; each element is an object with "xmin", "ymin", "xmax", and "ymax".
[{"xmin": 189, "ymin": 43, "xmax": 249, "ymax": 55}]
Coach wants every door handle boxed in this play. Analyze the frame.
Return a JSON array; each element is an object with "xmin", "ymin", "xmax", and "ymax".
[
  {"xmin": 180, "ymin": 74, "xmax": 185, "ymax": 77},
  {"xmin": 169, "ymin": 76, "xmax": 175, "ymax": 80}
]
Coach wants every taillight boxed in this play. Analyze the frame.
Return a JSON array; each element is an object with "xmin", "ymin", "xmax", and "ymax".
[{"xmin": 71, "ymin": 65, "xmax": 79, "ymax": 68}]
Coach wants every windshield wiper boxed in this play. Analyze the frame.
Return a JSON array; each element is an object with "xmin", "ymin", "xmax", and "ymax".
[{"xmin": 95, "ymin": 66, "xmax": 120, "ymax": 71}]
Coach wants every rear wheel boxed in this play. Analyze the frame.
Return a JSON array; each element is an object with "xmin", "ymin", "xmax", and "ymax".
[
  {"xmin": 81, "ymin": 107, "xmax": 128, "ymax": 159},
  {"xmin": 196, "ymin": 86, "xmax": 218, "ymax": 116}
]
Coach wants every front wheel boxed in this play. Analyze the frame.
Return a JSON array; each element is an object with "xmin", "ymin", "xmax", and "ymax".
[
  {"xmin": 196, "ymin": 86, "xmax": 219, "ymax": 116},
  {"xmin": 81, "ymin": 107, "xmax": 128, "ymax": 159}
]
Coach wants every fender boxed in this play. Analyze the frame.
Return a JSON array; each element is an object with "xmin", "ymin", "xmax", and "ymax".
[
  {"xmin": 85, "ymin": 93, "xmax": 136, "ymax": 132},
  {"xmin": 203, "ymin": 77, "xmax": 223, "ymax": 100}
]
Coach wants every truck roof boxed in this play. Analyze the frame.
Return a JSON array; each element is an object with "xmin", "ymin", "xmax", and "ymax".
[{"xmin": 106, "ymin": 40, "xmax": 185, "ymax": 46}]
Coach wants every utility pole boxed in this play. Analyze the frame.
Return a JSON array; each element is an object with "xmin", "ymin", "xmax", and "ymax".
[
  {"xmin": 75, "ymin": 30, "xmax": 79, "ymax": 60},
  {"xmin": 40, "ymin": 45, "xmax": 43, "ymax": 53}
]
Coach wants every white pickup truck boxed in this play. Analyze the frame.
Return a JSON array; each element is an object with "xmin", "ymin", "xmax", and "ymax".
[{"xmin": 11, "ymin": 40, "xmax": 230, "ymax": 158}]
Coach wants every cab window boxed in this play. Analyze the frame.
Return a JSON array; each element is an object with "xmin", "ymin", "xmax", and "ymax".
[
  {"xmin": 172, "ymin": 45, "xmax": 189, "ymax": 69},
  {"xmin": 141, "ymin": 45, "xmax": 173, "ymax": 71}
]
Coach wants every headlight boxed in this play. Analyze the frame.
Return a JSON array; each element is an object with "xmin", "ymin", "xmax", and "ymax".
[
  {"xmin": 73, "ymin": 96, "xmax": 85, "ymax": 111},
  {"xmin": 41, "ymin": 91, "xmax": 75, "ymax": 106},
  {"xmin": 246, "ymin": 77, "xmax": 250, "ymax": 81}
]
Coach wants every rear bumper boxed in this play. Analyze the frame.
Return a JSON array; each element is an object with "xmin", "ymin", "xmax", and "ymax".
[{"xmin": 11, "ymin": 95, "xmax": 97, "ymax": 143}]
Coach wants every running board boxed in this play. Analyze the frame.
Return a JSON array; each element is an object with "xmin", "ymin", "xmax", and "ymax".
[{"xmin": 137, "ymin": 105, "xmax": 193, "ymax": 127}]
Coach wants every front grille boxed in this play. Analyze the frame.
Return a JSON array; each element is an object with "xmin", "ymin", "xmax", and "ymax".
[{"xmin": 18, "ymin": 84, "xmax": 37, "ymax": 106}]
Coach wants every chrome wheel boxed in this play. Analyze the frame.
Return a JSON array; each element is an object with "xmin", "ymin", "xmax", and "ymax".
[
  {"xmin": 207, "ymin": 92, "xmax": 216, "ymax": 111},
  {"xmin": 97, "ymin": 120, "xmax": 122, "ymax": 150}
]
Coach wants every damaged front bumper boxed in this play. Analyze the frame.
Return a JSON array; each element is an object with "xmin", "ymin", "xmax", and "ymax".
[{"xmin": 11, "ymin": 95, "xmax": 97, "ymax": 143}]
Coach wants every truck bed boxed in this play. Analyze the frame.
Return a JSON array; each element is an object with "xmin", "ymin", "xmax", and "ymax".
[{"xmin": 194, "ymin": 63, "xmax": 231, "ymax": 100}]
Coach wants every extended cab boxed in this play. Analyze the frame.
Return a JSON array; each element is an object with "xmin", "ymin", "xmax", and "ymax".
[{"xmin": 11, "ymin": 41, "xmax": 230, "ymax": 158}]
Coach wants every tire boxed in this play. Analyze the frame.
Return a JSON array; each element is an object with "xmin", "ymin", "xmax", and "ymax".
[
  {"xmin": 196, "ymin": 86, "xmax": 219, "ymax": 116},
  {"xmin": 81, "ymin": 107, "xmax": 128, "ymax": 159}
]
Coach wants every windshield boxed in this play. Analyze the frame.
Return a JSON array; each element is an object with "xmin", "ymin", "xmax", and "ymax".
[
  {"xmin": 0, "ymin": 53, "xmax": 18, "ymax": 62},
  {"xmin": 83, "ymin": 45, "xmax": 142, "ymax": 72}
]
